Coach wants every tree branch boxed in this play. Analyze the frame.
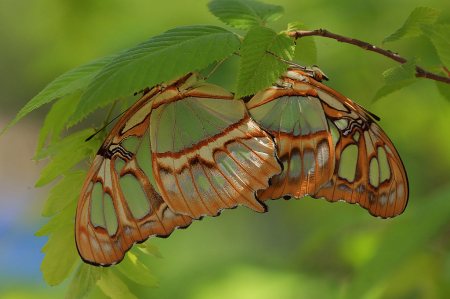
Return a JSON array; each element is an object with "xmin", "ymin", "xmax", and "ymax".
[{"xmin": 287, "ymin": 29, "xmax": 450, "ymax": 85}]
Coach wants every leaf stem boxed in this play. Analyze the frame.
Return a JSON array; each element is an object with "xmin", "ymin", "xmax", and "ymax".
[{"xmin": 287, "ymin": 29, "xmax": 450, "ymax": 85}]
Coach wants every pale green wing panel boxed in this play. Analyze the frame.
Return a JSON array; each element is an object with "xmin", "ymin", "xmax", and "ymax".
[{"xmin": 248, "ymin": 93, "xmax": 334, "ymax": 201}]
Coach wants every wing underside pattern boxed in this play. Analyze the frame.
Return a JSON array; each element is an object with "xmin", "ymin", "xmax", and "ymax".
[
  {"xmin": 247, "ymin": 67, "xmax": 408, "ymax": 218},
  {"xmin": 76, "ymin": 74, "xmax": 282, "ymax": 266}
]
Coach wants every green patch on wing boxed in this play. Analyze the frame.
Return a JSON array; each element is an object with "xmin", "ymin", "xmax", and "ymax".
[
  {"xmin": 250, "ymin": 96, "xmax": 326, "ymax": 135},
  {"xmin": 103, "ymin": 193, "xmax": 118, "ymax": 236},
  {"xmin": 338, "ymin": 144, "xmax": 358, "ymax": 183},
  {"xmin": 90, "ymin": 183, "xmax": 105, "ymax": 228},
  {"xmin": 135, "ymin": 130, "xmax": 159, "ymax": 193},
  {"xmin": 152, "ymin": 95, "xmax": 244, "ymax": 154},
  {"xmin": 119, "ymin": 175, "xmax": 151, "ymax": 219}
]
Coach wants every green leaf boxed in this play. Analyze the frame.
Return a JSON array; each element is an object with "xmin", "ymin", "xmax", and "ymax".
[
  {"xmin": 208, "ymin": 0, "xmax": 284, "ymax": 30},
  {"xmin": 36, "ymin": 92, "xmax": 82, "ymax": 155},
  {"xmin": 1, "ymin": 54, "xmax": 116, "ymax": 136},
  {"xmin": 381, "ymin": 6, "xmax": 441, "ymax": 47},
  {"xmin": 35, "ymin": 197, "xmax": 77, "ymax": 236},
  {"xmin": 70, "ymin": 26, "xmax": 242, "ymax": 126},
  {"xmin": 372, "ymin": 79, "xmax": 420, "ymax": 102},
  {"xmin": 436, "ymin": 80, "xmax": 450, "ymax": 102},
  {"xmin": 65, "ymin": 263, "xmax": 103, "ymax": 299},
  {"xmin": 41, "ymin": 222, "xmax": 80, "ymax": 286},
  {"xmin": 287, "ymin": 22, "xmax": 317, "ymax": 65},
  {"xmin": 42, "ymin": 170, "xmax": 86, "ymax": 216},
  {"xmin": 97, "ymin": 269, "xmax": 138, "ymax": 299},
  {"xmin": 33, "ymin": 128, "xmax": 95, "ymax": 161},
  {"xmin": 372, "ymin": 58, "xmax": 421, "ymax": 102},
  {"xmin": 136, "ymin": 240, "xmax": 163, "ymax": 259},
  {"xmin": 346, "ymin": 187, "xmax": 450, "ymax": 298},
  {"xmin": 420, "ymin": 24, "xmax": 450, "ymax": 69},
  {"xmin": 382, "ymin": 57, "xmax": 418, "ymax": 84},
  {"xmin": 116, "ymin": 252, "xmax": 159, "ymax": 288},
  {"xmin": 235, "ymin": 26, "xmax": 295, "ymax": 99},
  {"xmin": 35, "ymin": 130, "xmax": 94, "ymax": 187}
]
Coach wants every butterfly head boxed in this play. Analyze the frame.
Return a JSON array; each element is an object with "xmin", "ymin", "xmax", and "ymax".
[{"xmin": 285, "ymin": 65, "xmax": 329, "ymax": 82}]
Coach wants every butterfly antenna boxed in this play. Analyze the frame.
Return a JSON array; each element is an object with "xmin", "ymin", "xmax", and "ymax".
[
  {"xmin": 85, "ymin": 109, "xmax": 128, "ymax": 141},
  {"xmin": 355, "ymin": 102, "xmax": 381, "ymax": 121}
]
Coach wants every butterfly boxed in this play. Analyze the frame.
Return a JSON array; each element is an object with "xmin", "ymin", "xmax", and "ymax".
[
  {"xmin": 75, "ymin": 73, "xmax": 282, "ymax": 266},
  {"xmin": 246, "ymin": 66, "xmax": 408, "ymax": 218}
]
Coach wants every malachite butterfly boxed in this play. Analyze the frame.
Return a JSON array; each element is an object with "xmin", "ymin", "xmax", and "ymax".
[
  {"xmin": 76, "ymin": 73, "xmax": 282, "ymax": 266},
  {"xmin": 246, "ymin": 66, "xmax": 408, "ymax": 218}
]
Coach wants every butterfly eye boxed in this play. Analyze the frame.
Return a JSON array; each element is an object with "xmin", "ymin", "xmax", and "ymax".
[{"xmin": 314, "ymin": 70, "xmax": 323, "ymax": 82}]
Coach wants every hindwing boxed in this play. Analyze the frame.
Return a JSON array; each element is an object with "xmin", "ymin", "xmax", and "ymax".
[
  {"xmin": 247, "ymin": 67, "xmax": 408, "ymax": 218},
  {"xmin": 76, "ymin": 73, "xmax": 282, "ymax": 266}
]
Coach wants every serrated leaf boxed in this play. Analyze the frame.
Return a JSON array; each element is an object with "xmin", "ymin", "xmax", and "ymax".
[
  {"xmin": 65, "ymin": 263, "xmax": 103, "ymax": 299},
  {"xmin": 381, "ymin": 6, "xmax": 441, "ymax": 47},
  {"xmin": 35, "ymin": 197, "xmax": 78, "ymax": 236},
  {"xmin": 36, "ymin": 93, "xmax": 82, "ymax": 155},
  {"xmin": 382, "ymin": 57, "xmax": 417, "ymax": 84},
  {"xmin": 70, "ymin": 26, "xmax": 242, "ymax": 126},
  {"xmin": 42, "ymin": 170, "xmax": 86, "ymax": 216},
  {"xmin": 41, "ymin": 222, "xmax": 80, "ymax": 286},
  {"xmin": 436, "ymin": 80, "xmax": 450, "ymax": 102},
  {"xmin": 287, "ymin": 22, "xmax": 317, "ymax": 65},
  {"xmin": 116, "ymin": 252, "xmax": 159, "ymax": 288},
  {"xmin": 208, "ymin": 0, "xmax": 284, "ymax": 30},
  {"xmin": 1, "ymin": 54, "xmax": 117, "ymax": 136},
  {"xmin": 35, "ymin": 130, "xmax": 94, "ymax": 187},
  {"xmin": 33, "ymin": 128, "xmax": 94, "ymax": 161},
  {"xmin": 137, "ymin": 240, "xmax": 163, "ymax": 259},
  {"xmin": 420, "ymin": 24, "xmax": 450, "ymax": 69},
  {"xmin": 235, "ymin": 26, "xmax": 294, "ymax": 99},
  {"xmin": 97, "ymin": 269, "xmax": 138, "ymax": 299},
  {"xmin": 372, "ymin": 78, "xmax": 420, "ymax": 102}
]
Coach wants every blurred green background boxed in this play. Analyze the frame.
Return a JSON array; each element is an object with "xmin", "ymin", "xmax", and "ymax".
[{"xmin": 1, "ymin": 0, "xmax": 450, "ymax": 298}]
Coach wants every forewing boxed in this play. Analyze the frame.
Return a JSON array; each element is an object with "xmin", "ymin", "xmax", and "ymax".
[
  {"xmin": 246, "ymin": 81, "xmax": 335, "ymax": 201},
  {"xmin": 310, "ymin": 78, "xmax": 409, "ymax": 218},
  {"xmin": 150, "ymin": 82, "xmax": 282, "ymax": 219},
  {"xmin": 76, "ymin": 87, "xmax": 192, "ymax": 267}
]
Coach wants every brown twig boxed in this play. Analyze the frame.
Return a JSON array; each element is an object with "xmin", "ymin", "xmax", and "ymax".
[{"xmin": 287, "ymin": 29, "xmax": 450, "ymax": 85}]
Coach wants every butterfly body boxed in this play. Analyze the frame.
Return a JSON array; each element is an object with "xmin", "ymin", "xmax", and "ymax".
[
  {"xmin": 76, "ymin": 73, "xmax": 282, "ymax": 266},
  {"xmin": 247, "ymin": 66, "xmax": 408, "ymax": 218}
]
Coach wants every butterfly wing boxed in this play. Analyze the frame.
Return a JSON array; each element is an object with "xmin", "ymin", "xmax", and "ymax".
[
  {"xmin": 76, "ymin": 85, "xmax": 193, "ymax": 267},
  {"xmin": 76, "ymin": 74, "xmax": 282, "ymax": 266},
  {"xmin": 246, "ymin": 81, "xmax": 335, "ymax": 201},
  {"xmin": 150, "ymin": 79, "xmax": 282, "ymax": 219},
  {"xmin": 307, "ymin": 75, "xmax": 409, "ymax": 218},
  {"xmin": 247, "ymin": 67, "xmax": 408, "ymax": 218}
]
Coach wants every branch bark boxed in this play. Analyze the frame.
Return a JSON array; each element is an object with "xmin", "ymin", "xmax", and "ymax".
[{"xmin": 287, "ymin": 29, "xmax": 450, "ymax": 85}]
